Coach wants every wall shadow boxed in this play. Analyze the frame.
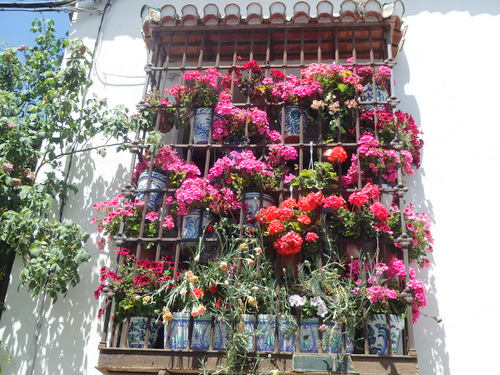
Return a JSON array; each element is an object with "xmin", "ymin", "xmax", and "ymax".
[{"xmin": 393, "ymin": 49, "xmax": 450, "ymax": 375}]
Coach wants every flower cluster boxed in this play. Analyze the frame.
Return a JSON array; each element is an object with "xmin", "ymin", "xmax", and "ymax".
[
  {"xmin": 133, "ymin": 146, "xmax": 201, "ymax": 183},
  {"xmin": 213, "ymin": 89, "xmax": 280, "ymax": 143},
  {"xmin": 326, "ymin": 183, "xmax": 391, "ymax": 240},
  {"xmin": 207, "ymin": 149, "xmax": 293, "ymax": 199},
  {"xmin": 166, "ymin": 68, "xmax": 224, "ymax": 109},
  {"xmin": 348, "ymin": 257, "xmax": 427, "ymax": 323},
  {"xmin": 94, "ymin": 248, "xmax": 175, "ymax": 321},
  {"xmin": 342, "ymin": 132, "xmax": 415, "ymax": 187},
  {"xmin": 357, "ymin": 64, "xmax": 392, "ymax": 91},
  {"xmin": 174, "ymin": 177, "xmax": 241, "ymax": 216},
  {"xmin": 255, "ymin": 72, "xmax": 322, "ymax": 105},
  {"xmin": 387, "ymin": 203, "xmax": 434, "ymax": 267},
  {"xmin": 301, "ymin": 62, "xmax": 363, "ymax": 113},
  {"xmin": 256, "ymin": 191, "xmax": 325, "ymax": 256},
  {"xmin": 289, "ymin": 294, "xmax": 328, "ymax": 318},
  {"xmin": 91, "ymin": 194, "xmax": 175, "ymax": 245}
]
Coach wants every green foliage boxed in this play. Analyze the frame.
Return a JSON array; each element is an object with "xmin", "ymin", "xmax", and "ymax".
[
  {"xmin": 0, "ymin": 19, "xmax": 136, "ymax": 302},
  {"xmin": 291, "ymin": 161, "xmax": 338, "ymax": 190},
  {"xmin": 0, "ymin": 339, "xmax": 12, "ymax": 374}
]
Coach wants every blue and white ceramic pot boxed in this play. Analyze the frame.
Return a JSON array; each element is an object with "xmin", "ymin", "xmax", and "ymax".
[
  {"xmin": 256, "ymin": 314, "xmax": 276, "ymax": 352},
  {"xmin": 367, "ymin": 314, "xmax": 405, "ymax": 355},
  {"xmin": 322, "ymin": 322, "xmax": 354, "ymax": 354},
  {"xmin": 165, "ymin": 312, "xmax": 190, "ymax": 350},
  {"xmin": 278, "ymin": 317, "xmax": 297, "ymax": 353},
  {"xmin": 127, "ymin": 316, "xmax": 161, "ymax": 348},
  {"xmin": 190, "ymin": 108, "xmax": 222, "ymax": 144},
  {"xmin": 180, "ymin": 209, "xmax": 215, "ymax": 254},
  {"xmin": 136, "ymin": 171, "xmax": 167, "ymax": 212},
  {"xmin": 212, "ymin": 318, "xmax": 231, "ymax": 350},
  {"xmin": 243, "ymin": 192, "xmax": 274, "ymax": 227},
  {"xmin": 300, "ymin": 318, "xmax": 320, "ymax": 353},
  {"xmin": 190, "ymin": 315, "xmax": 212, "ymax": 350},
  {"xmin": 276, "ymin": 105, "xmax": 308, "ymax": 143},
  {"xmin": 360, "ymin": 84, "xmax": 389, "ymax": 111}
]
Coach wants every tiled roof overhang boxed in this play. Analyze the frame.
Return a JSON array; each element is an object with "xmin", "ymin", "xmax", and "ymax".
[{"xmin": 140, "ymin": 1, "xmax": 406, "ymax": 59}]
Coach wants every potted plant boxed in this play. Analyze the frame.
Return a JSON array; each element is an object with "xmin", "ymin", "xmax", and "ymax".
[
  {"xmin": 166, "ymin": 68, "xmax": 225, "ymax": 144},
  {"xmin": 162, "ymin": 221, "xmax": 278, "ymax": 357},
  {"xmin": 174, "ymin": 176, "xmax": 241, "ymax": 253},
  {"xmin": 285, "ymin": 260, "xmax": 364, "ymax": 354},
  {"xmin": 255, "ymin": 69, "xmax": 322, "ymax": 143},
  {"xmin": 323, "ymin": 183, "xmax": 392, "ymax": 259},
  {"xmin": 357, "ymin": 63, "xmax": 392, "ymax": 110},
  {"xmin": 343, "ymin": 109, "xmax": 424, "ymax": 187},
  {"xmin": 144, "ymin": 86, "xmax": 188, "ymax": 133},
  {"xmin": 213, "ymin": 88, "xmax": 280, "ymax": 144},
  {"xmin": 94, "ymin": 247, "xmax": 174, "ymax": 348},
  {"xmin": 207, "ymin": 149, "xmax": 296, "ymax": 225},
  {"xmin": 256, "ymin": 191, "xmax": 326, "ymax": 275},
  {"xmin": 91, "ymin": 193, "xmax": 176, "ymax": 247},
  {"xmin": 347, "ymin": 256, "xmax": 427, "ymax": 355},
  {"xmin": 301, "ymin": 62, "xmax": 363, "ymax": 142},
  {"xmin": 133, "ymin": 145, "xmax": 201, "ymax": 212}
]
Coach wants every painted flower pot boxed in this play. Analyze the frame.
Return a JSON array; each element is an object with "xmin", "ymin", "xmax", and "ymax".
[
  {"xmin": 212, "ymin": 318, "xmax": 231, "ymax": 350},
  {"xmin": 165, "ymin": 312, "xmax": 190, "ymax": 350},
  {"xmin": 136, "ymin": 171, "xmax": 167, "ymax": 212},
  {"xmin": 322, "ymin": 322, "xmax": 354, "ymax": 354},
  {"xmin": 190, "ymin": 108, "xmax": 222, "ymax": 144},
  {"xmin": 190, "ymin": 315, "xmax": 231, "ymax": 350},
  {"xmin": 180, "ymin": 209, "xmax": 215, "ymax": 254},
  {"xmin": 243, "ymin": 192, "xmax": 274, "ymax": 227},
  {"xmin": 190, "ymin": 315, "xmax": 213, "ymax": 350},
  {"xmin": 256, "ymin": 314, "xmax": 276, "ymax": 352},
  {"xmin": 276, "ymin": 105, "xmax": 308, "ymax": 143},
  {"xmin": 278, "ymin": 317, "xmax": 297, "ymax": 353},
  {"xmin": 243, "ymin": 314, "xmax": 256, "ymax": 351},
  {"xmin": 300, "ymin": 318, "xmax": 320, "ymax": 353},
  {"xmin": 360, "ymin": 84, "xmax": 389, "ymax": 111},
  {"xmin": 367, "ymin": 314, "xmax": 405, "ymax": 355},
  {"xmin": 128, "ymin": 316, "xmax": 161, "ymax": 348}
]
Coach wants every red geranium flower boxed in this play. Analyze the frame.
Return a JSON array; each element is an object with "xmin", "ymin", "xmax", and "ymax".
[{"xmin": 190, "ymin": 288, "xmax": 205, "ymax": 298}]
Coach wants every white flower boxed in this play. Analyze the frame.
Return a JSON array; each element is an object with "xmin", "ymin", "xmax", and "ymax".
[
  {"xmin": 289, "ymin": 294, "xmax": 306, "ymax": 307},
  {"xmin": 310, "ymin": 296, "xmax": 324, "ymax": 307},
  {"xmin": 317, "ymin": 303, "xmax": 328, "ymax": 318}
]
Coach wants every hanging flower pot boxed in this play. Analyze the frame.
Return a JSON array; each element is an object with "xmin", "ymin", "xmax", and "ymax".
[
  {"xmin": 367, "ymin": 314, "xmax": 405, "ymax": 355},
  {"xmin": 276, "ymin": 105, "xmax": 309, "ymax": 143},
  {"xmin": 127, "ymin": 316, "xmax": 161, "ymax": 348},
  {"xmin": 136, "ymin": 171, "xmax": 167, "ymax": 212},
  {"xmin": 190, "ymin": 108, "xmax": 222, "ymax": 144}
]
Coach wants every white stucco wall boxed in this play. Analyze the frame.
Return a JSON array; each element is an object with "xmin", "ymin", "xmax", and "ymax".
[{"xmin": 1, "ymin": 1, "xmax": 499, "ymax": 374}]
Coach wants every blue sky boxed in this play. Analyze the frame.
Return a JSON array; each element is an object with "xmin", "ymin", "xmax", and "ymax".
[{"xmin": 0, "ymin": 7, "xmax": 70, "ymax": 48}]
